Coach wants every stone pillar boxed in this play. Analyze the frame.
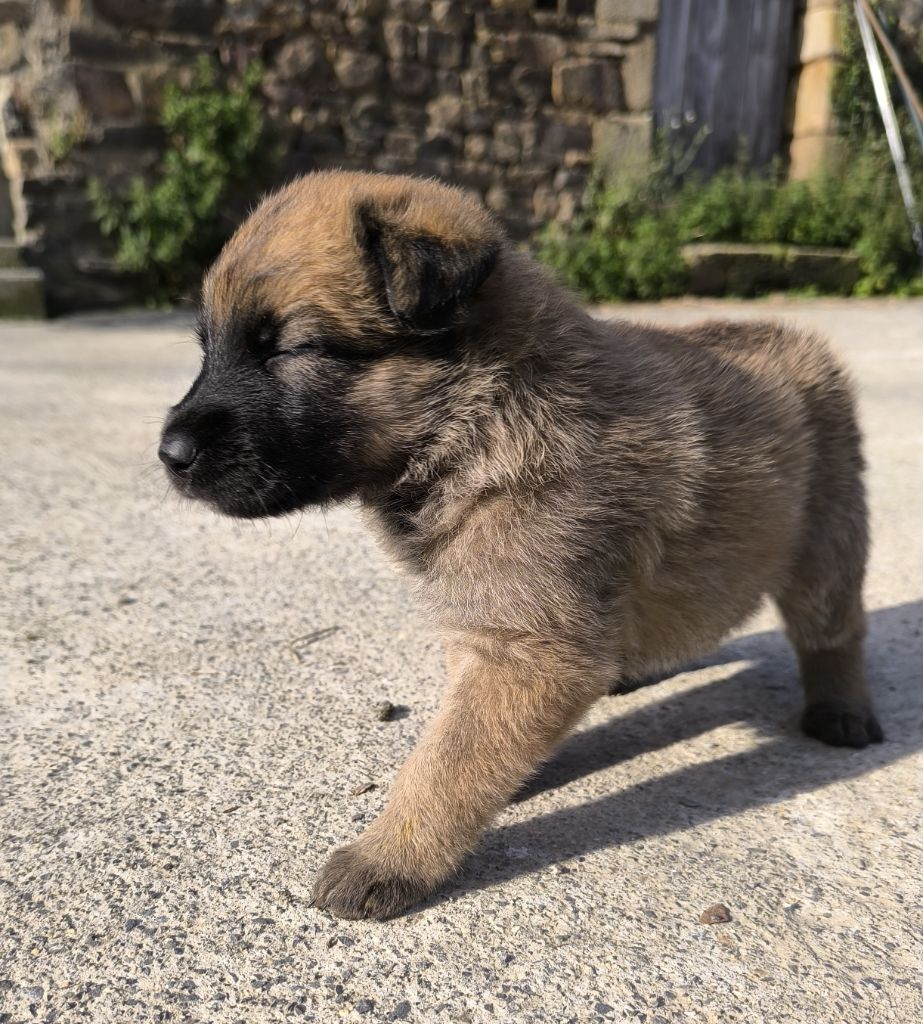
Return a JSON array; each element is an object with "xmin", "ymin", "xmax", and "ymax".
[
  {"xmin": 589, "ymin": 0, "xmax": 658, "ymax": 186},
  {"xmin": 789, "ymin": 0, "xmax": 845, "ymax": 179}
]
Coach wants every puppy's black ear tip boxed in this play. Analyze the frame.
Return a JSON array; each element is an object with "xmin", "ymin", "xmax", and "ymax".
[{"xmin": 354, "ymin": 181, "xmax": 503, "ymax": 323}]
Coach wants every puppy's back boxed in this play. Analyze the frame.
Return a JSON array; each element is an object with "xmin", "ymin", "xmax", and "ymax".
[{"xmin": 604, "ymin": 317, "xmax": 864, "ymax": 672}]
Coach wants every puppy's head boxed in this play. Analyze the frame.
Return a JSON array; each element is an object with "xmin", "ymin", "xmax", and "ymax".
[{"xmin": 159, "ymin": 172, "xmax": 502, "ymax": 518}]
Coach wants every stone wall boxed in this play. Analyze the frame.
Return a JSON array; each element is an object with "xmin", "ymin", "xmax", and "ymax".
[{"xmin": 0, "ymin": 0, "xmax": 660, "ymax": 313}]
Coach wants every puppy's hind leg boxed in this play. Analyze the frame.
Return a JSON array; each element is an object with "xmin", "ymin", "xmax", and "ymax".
[{"xmin": 775, "ymin": 484, "xmax": 883, "ymax": 749}]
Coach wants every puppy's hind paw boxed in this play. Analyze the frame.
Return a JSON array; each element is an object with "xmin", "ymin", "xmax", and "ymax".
[
  {"xmin": 802, "ymin": 700, "xmax": 884, "ymax": 749},
  {"xmin": 312, "ymin": 844, "xmax": 429, "ymax": 921}
]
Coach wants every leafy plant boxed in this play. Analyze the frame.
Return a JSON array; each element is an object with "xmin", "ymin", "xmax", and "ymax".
[
  {"xmin": 47, "ymin": 110, "xmax": 89, "ymax": 165},
  {"xmin": 538, "ymin": 143, "xmax": 923, "ymax": 301},
  {"xmin": 89, "ymin": 57, "xmax": 267, "ymax": 303}
]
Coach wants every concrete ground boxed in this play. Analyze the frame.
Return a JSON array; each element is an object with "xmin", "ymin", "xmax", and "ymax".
[{"xmin": 1, "ymin": 298, "xmax": 921, "ymax": 1024}]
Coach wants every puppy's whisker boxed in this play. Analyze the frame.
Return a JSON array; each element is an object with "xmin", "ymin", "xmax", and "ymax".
[{"xmin": 320, "ymin": 507, "xmax": 330, "ymax": 543}]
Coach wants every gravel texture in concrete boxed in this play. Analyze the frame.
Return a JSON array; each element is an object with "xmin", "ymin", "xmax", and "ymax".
[{"xmin": 1, "ymin": 299, "xmax": 922, "ymax": 1023}]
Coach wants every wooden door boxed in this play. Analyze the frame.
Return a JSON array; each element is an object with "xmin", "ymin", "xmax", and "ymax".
[{"xmin": 654, "ymin": 0, "xmax": 798, "ymax": 174}]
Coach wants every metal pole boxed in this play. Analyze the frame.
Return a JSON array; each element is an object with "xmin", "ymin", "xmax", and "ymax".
[
  {"xmin": 856, "ymin": 0, "xmax": 923, "ymax": 149},
  {"xmin": 854, "ymin": 0, "xmax": 923, "ymax": 268}
]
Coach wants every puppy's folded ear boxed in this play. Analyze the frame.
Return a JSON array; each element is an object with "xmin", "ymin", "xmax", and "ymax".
[{"xmin": 357, "ymin": 196, "xmax": 499, "ymax": 333}]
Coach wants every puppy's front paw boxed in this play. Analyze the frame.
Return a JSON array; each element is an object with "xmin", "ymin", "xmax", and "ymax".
[
  {"xmin": 802, "ymin": 700, "xmax": 884, "ymax": 748},
  {"xmin": 313, "ymin": 843, "xmax": 429, "ymax": 921}
]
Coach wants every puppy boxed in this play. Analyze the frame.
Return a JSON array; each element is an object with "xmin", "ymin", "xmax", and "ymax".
[{"xmin": 159, "ymin": 171, "xmax": 881, "ymax": 920}]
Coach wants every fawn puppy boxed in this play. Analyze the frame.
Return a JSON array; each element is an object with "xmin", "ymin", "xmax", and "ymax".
[{"xmin": 159, "ymin": 172, "xmax": 881, "ymax": 920}]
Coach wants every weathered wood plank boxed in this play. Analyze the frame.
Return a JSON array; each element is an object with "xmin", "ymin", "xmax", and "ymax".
[
  {"xmin": 684, "ymin": 0, "xmax": 731, "ymax": 172},
  {"xmin": 654, "ymin": 0, "xmax": 797, "ymax": 175},
  {"xmin": 653, "ymin": 0, "xmax": 693, "ymax": 133},
  {"xmin": 710, "ymin": 0, "xmax": 757, "ymax": 170}
]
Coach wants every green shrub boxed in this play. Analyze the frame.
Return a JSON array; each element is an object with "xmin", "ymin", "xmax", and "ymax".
[
  {"xmin": 538, "ymin": 144, "xmax": 923, "ymax": 301},
  {"xmin": 89, "ymin": 57, "xmax": 267, "ymax": 303}
]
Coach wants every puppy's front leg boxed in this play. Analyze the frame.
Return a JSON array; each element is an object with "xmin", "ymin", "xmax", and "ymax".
[{"xmin": 313, "ymin": 641, "xmax": 603, "ymax": 920}]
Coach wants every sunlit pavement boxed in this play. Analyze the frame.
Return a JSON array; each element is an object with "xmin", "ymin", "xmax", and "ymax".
[{"xmin": 2, "ymin": 298, "xmax": 921, "ymax": 1023}]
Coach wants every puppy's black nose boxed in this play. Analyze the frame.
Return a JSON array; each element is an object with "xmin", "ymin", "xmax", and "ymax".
[{"xmin": 159, "ymin": 431, "xmax": 198, "ymax": 473}]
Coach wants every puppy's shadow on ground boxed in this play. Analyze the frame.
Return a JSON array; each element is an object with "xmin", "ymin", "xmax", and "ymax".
[{"xmin": 435, "ymin": 598, "xmax": 923, "ymax": 904}]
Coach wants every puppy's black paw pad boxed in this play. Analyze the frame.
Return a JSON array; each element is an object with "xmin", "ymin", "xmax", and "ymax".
[
  {"xmin": 312, "ymin": 845, "xmax": 427, "ymax": 921},
  {"xmin": 802, "ymin": 701, "xmax": 884, "ymax": 748}
]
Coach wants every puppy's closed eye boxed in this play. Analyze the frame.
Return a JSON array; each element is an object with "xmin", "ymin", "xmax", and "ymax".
[{"xmin": 261, "ymin": 341, "xmax": 317, "ymax": 367}]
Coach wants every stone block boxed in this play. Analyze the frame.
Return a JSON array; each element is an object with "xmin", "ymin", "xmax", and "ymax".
[
  {"xmin": 682, "ymin": 243, "xmax": 860, "ymax": 296},
  {"xmin": 67, "ymin": 27, "xmax": 161, "ymax": 67},
  {"xmin": 0, "ymin": 239, "xmax": 22, "ymax": 268},
  {"xmin": 349, "ymin": 95, "xmax": 391, "ymax": 138},
  {"xmin": 0, "ymin": 268, "xmax": 46, "ymax": 319},
  {"xmin": 554, "ymin": 167, "xmax": 588, "ymax": 191},
  {"xmin": 493, "ymin": 121, "xmax": 522, "ymax": 163},
  {"xmin": 0, "ymin": 183, "xmax": 13, "ymax": 236},
  {"xmin": 383, "ymin": 19, "xmax": 416, "ymax": 61},
  {"xmin": 0, "ymin": 1, "xmax": 33, "ymax": 23},
  {"xmin": 373, "ymin": 153, "xmax": 408, "ymax": 174},
  {"xmin": 799, "ymin": 4, "xmax": 842, "ymax": 63},
  {"xmin": 556, "ymin": 189, "xmax": 582, "ymax": 223},
  {"xmin": 432, "ymin": 1, "xmax": 471, "ymax": 32},
  {"xmin": 476, "ymin": 9, "xmax": 522, "ymax": 36},
  {"xmin": 464, "ymin": 134, "xmax": 491, "ymax": 161},
  {"xmin": 426, "ymin": 94, "xmax": 466, "ymax": 132},
  {"xmin": 345, "ymin": 15, "xmax": 375, "ymax": 43},
  {"xmin": 791, "ymin": 58, "xmax": 837, "ymax": 137},
  {"xmin": 274, "ymin": 35, "xmax": 330, "ymax": 83},
  {"xmin": 621, "ymin": 31, "xmax": 655, "ymax": 110},
  {"xmin": 518, "ymin": 121, "xmax": 540, "ymax": 160},
  {"xmin": 343, "ymin": 0, "xmax": 384, "ymax": 16},
  {"xmin": 463, "ymin": 63, "xmax": 519, "ymax": 105},
  {"xmin": 538, "ymin": 118, "xmax": 593, "ymax": 163},
  {"xmin": 66, "ymin": 125, "xmax": 165, "ymax": 176},
  {"xmin": 391, "ymin": 101, "xmax": 428, "ymax": 130},
  {"xmin": 511, "ymin": 66, "xmax": 551, "ymax": 107},
  {"xmin": 435, "ymin": 70, "xmax": 462, "ymax": 95},
  {"xmin": 533, "ymin": 183, "xmax": 559, "ymax": 221},
  {"xmin": 0, "ymin": 20, "xmax": 22, "ymax": 71},
  {"xmin": 309, "ymin": 10, "xmax": 344, "ymax": 35},
  {"xmin": 552, "ymin": 58, "xmax": 623, "ymax": 112},
  {"xmin": 490, "ymin": 0, "xmax": 534, "ymax": 12},
  {"xmin": 388, "ymin": 61, "xmax": 433, "ymax": 99},
  {"xmin": 494, "ymin": 31, "xmax": 568, "ymax": 68},
  {"xmin": 288, "ymin": 128, "xmax": 344, "ymax": 169},
  {"xmin": 455, "ymin": 160, "xmax": 497, "ymax": 191},
  {"xmin": 789, "ymin": 133, "xmax": 846, "ymax": 180},
  {"xmin": 217, "ymin": 0, "xmax": 311, "ymax": 35},
  {"xmin": 4, "ymin": 139, "xmax": 45, "ymax": 182},
  {"xmin": 384, "ymin": 129, "xmax": 419, "ymax": 161},
  {"xmin": 418, "ymin": 26, "xmax": 466, "ymax": 68},
  {"xmin": 485, "ymin": 183, "xmax": 512, "ymax": 213},
  {"xmin": 563, "ymin": 0, "xmax": 596, "ymax": 15},
  {"xmin": 593, "ymin": 111, "xmax": 652, "ymax": 182},
  {"xmin": 73, "ymin": 66, "xmax": 135, "ymax": 121},
  {"xmin": 596, "ymin": 0, "xmax": 658, "ymax": 23},
  {"xmin": 592, "ymin": 19, "xmax": 642, "ymax": 42},
  {"xmin": 93, "ymin": 0, "xmax": 222, "ymax": 34},
  {"xmin": 390, "ymin": 0, "xmax": 429, "ymax": 20},
  {"xmin": 334, "ymin": 48, "xmax": 384, "ymax": 90},
  {"xmin": 125, "ymin": 64, "xmax": 171, "ymax": 118},
  {"xmin": 418, "ymin": 135, "xmax": 457, "ymax": 160},
  {"xmin": 576, "ymin": 39, "xmax": 627, "ymax": 58}
]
